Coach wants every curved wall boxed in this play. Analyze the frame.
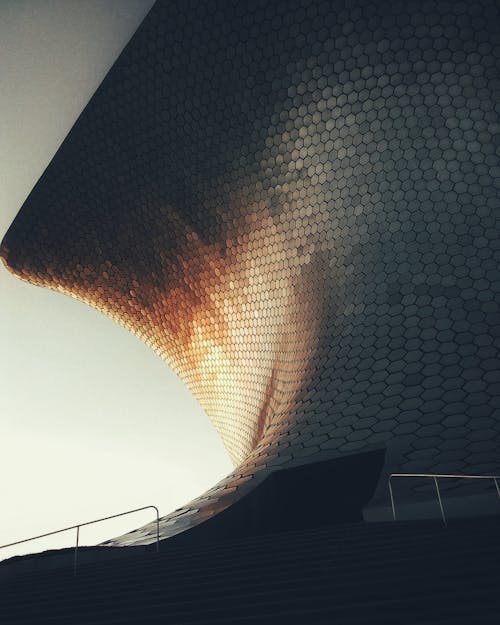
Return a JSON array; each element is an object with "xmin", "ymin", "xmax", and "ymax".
[{"xmin": 2, "ymin": 0, "xmax": 499, "ymax": 543}]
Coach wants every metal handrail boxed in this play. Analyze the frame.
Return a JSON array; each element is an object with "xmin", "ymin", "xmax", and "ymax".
[
  {"xmin": 0, "ymin": 505, "xmax": 160, "ymax": 576},
  {"xmin": 388, "ymin": 473, "xmax": 500, "ymax": 527}
]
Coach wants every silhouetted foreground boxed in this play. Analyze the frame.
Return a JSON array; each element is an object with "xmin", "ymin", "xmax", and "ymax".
[{"xmin": 1, "ymin": 515, "xmax": 499, "ymax": 624}]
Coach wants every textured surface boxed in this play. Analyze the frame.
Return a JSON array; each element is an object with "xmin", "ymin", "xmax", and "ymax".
[
  {"xmin": 1, "ymin": 0, "xmax": 499, "ymax": 545},
  {"xmin": 2, "ymin": 517, "xmax": 500, "ymax": 623}
]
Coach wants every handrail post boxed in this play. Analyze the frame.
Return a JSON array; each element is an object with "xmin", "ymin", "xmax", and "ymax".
[
  {"xmin": 387, "ymin": 474, "xmax": 499, "ymax": 527},
  {"xmin": 0, "ymin": 504, "xmax": 160, "ymax": 576},
  {"xmin": 74, "ymin": 525, "xmax": 80, "ymax": 577},
  {"xmin": 155, "ymin": 507, "xmax": 160, "ymax": 553},
  {"xmin": 388, "ymin": 478, "xmax": 396, "ymax": 521},
  {"xmin": 433, "ymin": 477, "xmax": 447, "ymax": 527}
]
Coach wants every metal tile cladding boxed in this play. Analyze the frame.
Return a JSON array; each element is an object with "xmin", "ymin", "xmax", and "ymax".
[{"xmin": 1, "ymin": 0, "xmax": 499, "ymax": 544}]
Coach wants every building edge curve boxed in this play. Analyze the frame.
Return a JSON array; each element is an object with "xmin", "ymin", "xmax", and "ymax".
[{"xmin": 2, "ymin": 0, "xmax": 499, "ymax": 545}]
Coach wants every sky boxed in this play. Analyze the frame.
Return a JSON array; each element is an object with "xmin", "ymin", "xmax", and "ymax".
[{"xmin": 0, "ymin": 0, "xmax": 232, "ymax": 562}]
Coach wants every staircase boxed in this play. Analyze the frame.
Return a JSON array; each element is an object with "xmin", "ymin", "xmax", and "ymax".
[{"xmin": 1, "ymin": 516, "xmax": 499, "ymax": 624}]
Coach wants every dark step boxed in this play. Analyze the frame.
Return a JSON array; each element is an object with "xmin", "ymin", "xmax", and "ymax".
[
  {"xmin": 3, "ymin": 517, "xmax": 499, "ymax": 587},
  {"xmin": 8, "ymin": 583, "xmax": 499, "ymax": 625},
  {"xmin": 1, "ymin": 545, "xmax": 497, "ymax": 610},
  {"xmin": 3, "ymin": 557, "xmax": 498, "ymax": 623},
  {"xmin": 1, "ymin": 517, "xmax": 498, "ymax": 625}
]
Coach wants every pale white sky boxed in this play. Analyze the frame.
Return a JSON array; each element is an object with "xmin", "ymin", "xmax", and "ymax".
[{"xmin": 0, "ymin": 0, "xmax": 231, "ymax": 562}]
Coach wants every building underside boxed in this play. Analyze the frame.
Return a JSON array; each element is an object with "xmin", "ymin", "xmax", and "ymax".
[{"xmin": 1, "ymin": 0, "xmax": 499, "ymax": 545}]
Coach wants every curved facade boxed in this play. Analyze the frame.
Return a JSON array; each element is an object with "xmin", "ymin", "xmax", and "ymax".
[{"xmin": 2, "ymin": 0, "xmax": 499, "ymax": 544}]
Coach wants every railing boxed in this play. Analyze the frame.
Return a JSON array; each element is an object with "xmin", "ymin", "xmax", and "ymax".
[
  {"xmin": 388, "ymin": 473, "xmax": 500, "ymax": 527},
  {"xmin": 0, "ymin": 505, "xmax": 160, "ymax": 576}
]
